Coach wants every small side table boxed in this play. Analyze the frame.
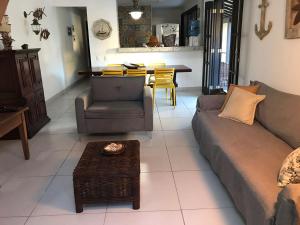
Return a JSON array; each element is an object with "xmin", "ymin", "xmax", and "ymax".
[
  {"xmin": 73, "ymin": 140, "xmax": 140, "ymax": 213},
  {"xmin": 0, "ymin": 107, "xmax": 30, "ymax": 160}
]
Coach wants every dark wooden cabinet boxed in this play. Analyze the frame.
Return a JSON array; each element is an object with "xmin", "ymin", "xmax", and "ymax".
[{"xmin": 0, "ymin": 48, "xmax": 50, "ymax": 138}]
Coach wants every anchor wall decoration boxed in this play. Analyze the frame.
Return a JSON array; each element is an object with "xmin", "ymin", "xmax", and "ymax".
[{"xmin": 255, "ymin": 0, "xmax": 273, "ymax": 40}]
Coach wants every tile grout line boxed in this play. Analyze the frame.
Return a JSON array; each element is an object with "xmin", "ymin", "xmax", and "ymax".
[
  {"xmin": 0, "ymin": 206, "xmax": 236, "ymax": 219},
  {"xmin": 24, "ymin": 209, "xmax": 187, "ymax": 218},
  {"xmin": 162, "ymin": 130, "xmax": 187, "ymax": 225},
  {"xmin": 46, "ymin": 168, "xmax": 213, "ymax": 178},
  {"xmin": 102, "ymin": 209, "xmax": 108, "ymax": 225},
  {"xmin": 24, "ymin": 137, "xmax": 79, "ymax": 223},
  {"xmin": 23, "ymin": 175, "xmax": 56, "ymax": 225},
  {"xmin": 23, "ymin": 216, "xmax": 31, "ymax": 225}
]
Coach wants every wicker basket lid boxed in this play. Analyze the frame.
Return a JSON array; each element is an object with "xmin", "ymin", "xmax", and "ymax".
[{"xmin": 73, "ymin": 140, "xmax": 140, "ymax": 177}]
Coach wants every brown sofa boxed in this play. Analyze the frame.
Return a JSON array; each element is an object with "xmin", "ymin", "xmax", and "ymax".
[
  {"xmin": 192, "ymin": 81, "xmax": 300, "ymax": 225},
  {"xmin": 75, "ymin": 76, "xmax": 153, "ymax": 133}
]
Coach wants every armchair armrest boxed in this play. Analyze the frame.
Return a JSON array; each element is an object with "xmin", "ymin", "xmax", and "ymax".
[
  {"xmin": 143, "ymin": 86, "xmax": 153, "ymax": 131},
  {"xmin": 75, "ymin": 89, "xmax": 93, "ymax": 133},
  {"xmin": 275, "ymin": 184, "xmax": 300, "ymax": 225},
  {"xmin": 75, "ymin": 90, "xmax": 93, "ymax": 111},
  {"xmin": 197, "ymin": 95, "xmax": 226, "ymax": 112}
]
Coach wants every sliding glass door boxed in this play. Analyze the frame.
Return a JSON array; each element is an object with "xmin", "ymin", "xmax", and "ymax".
[
  {"xmin": 228, "ymin": 0, "xmax": 244, "ymax": 85},
  {"xmin": 202, "ymin": 0, "xmax": 244, "ymax": 95}
]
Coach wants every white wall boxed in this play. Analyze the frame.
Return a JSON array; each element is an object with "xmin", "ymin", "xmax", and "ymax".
[
  {"xmin": 239, "ymin": 0, "xmax": 300, "ymax": 95},
  {"xmin": 56, "ymin": 7, "xmax": 87, "ymax": 87},
  {"xmin": 50, "ymin": 0, "xmax": 120, "ymax": 67},
  {"xmin": 6, "ymin": 0, "xmax": 88, "ymax": 100},
  {"xmin": 7, "ymin": 0, "xmax": 65, "ymax": 100}
]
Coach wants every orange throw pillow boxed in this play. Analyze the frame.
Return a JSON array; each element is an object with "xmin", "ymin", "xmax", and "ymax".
[{"xmin": 220, "ymin": 84, "xmax": 260, "ymax": 112}]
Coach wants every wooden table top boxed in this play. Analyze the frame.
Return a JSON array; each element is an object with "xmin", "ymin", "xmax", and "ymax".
[
  {"xmin": 0, "ymin": 107, "xmax": 28, "ymax": 125},
  {"xmin": 78, "ymin": 65, "xmax": 192, "ymax": 76}
]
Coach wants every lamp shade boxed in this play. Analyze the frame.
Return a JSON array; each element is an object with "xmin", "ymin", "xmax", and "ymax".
[
  {"xmin": 129, "ymin": 10, "xmax": 143, "ymax": 20},
  {"xmin": 31, "ymin": 19, "xmax": 41, "ymax": 35}
]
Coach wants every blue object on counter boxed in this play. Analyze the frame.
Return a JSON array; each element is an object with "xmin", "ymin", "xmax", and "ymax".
[{"xmin": 189, "ymin": 20, "xmax": 200, "ymax": 37}]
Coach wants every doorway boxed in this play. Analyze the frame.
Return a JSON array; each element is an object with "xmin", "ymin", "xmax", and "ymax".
[
  {"xmin": 202, "ymin": 0, "xmax": 244, "ymax": 94},
  {"xmin": 56, "ymin": 7, "xmax": 91, "ymax": 86}
]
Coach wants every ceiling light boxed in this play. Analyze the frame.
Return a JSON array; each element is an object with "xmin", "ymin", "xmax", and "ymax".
[
  {"xmin": 129, "ymin": 0, "xmax": 143, "ymax": 20},
  {"xmin": 129, "ymin": 11, "xmax": 143, "ymax": 20}
]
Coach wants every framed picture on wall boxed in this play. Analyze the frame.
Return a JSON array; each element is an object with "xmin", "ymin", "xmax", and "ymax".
[{"xmin": 285, "ymin": 0, "xmax": 300, "ymax": 39}]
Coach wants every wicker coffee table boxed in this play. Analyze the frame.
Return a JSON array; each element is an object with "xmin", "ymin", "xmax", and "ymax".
[{"xmin": 73, "ymin": 140, "xmax": 140, "ymax": 213}]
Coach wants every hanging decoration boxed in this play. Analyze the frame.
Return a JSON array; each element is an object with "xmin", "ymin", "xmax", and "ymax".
[
  {"xmin": 92, "ymin": 19, "xmax": 112, "ymax": 40},
  {"xmin": 285, "ymin": 0, "xmax": 300, "ymax": 39},
  {"xmin": 1, "ymin": 31, "xmax": 14, "ymax": 49},
  {"xmin": 255, "ymin": 0, "xmax": 273, "ymax": 40},
  {"xmin": 24, "ymin": 7, "xmax": 50, "ymax": 41},
  {"xmin": 40, "ymin": 29, "xmax": 50, "ymax": 41}
]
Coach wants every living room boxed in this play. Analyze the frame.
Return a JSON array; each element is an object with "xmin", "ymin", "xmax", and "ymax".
[{"xmin": 0, "ymin": 0, "xmax": 300, "ymax": 225}]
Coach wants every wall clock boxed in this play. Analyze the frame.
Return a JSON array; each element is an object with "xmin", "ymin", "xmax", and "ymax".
[{"xmin": 92, "ymin": 19, "xmax": 112, "ymax": 40}]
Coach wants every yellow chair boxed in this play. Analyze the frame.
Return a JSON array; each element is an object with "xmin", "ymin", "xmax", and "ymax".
[
  {"xmin": 126, "ymin": 69, "xmax": 147, "ymax": 77},
  {"xmin": 127, "ymin": 69, "xmax": 147, "ymax": 85},
  {"xmin": 102, "ymin": 69, "xmax": 124, "ymax": 76},
  {"xmin": 153, "ymin": 68, "xmax": 176, "ymax": 107},
  {"xmin": 107, "ymin": 64, "xmax": 123, "ymax": 67},
  {"xmin": 148, "ymin": 62, "xmax": 167, "ymax": 85}
]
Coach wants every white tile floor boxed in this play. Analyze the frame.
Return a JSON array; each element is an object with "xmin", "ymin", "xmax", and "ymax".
[{"xmin": 0, "ymin": 79, "xmax": 244, "ymax": 225}]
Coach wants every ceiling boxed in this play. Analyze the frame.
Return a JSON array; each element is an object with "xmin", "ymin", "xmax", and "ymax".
[{"xmin": 117, "ymin": 0, "xmax": 186, "ymax": 8}]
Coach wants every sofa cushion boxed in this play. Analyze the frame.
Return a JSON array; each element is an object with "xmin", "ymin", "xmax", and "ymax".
[
  {"xmin": 220, "ymin": 84, "xmax": 260, "ymax": 111},
  {"xmin": 192, "ymin": 110, "xmax": 292, "ymax": 225},
  {"xmin": 277, "ymin": 147, "xmax": 300, "ymax": 187},
  {"xmin": 252, "ymin": 81, "xmax": 300, "ymax": 149},
  {"xmin": 219, "ymin": 88, "xmax": 265, "ymax": 125},
  {"xmin": 85, "ymin": 101, "xmax": 144, "ymax": 119},
  {"xmin": 91, "ymin": 76, "xmax": 144, "ymax": 101}
]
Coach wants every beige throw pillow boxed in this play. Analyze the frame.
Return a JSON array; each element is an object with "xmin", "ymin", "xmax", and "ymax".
[
  {"xmin": 278, "ymin": 148, "xmax": 300, "ymax": 188},
  {"xmin": 218, "ymin": 88, "xmax": 266, "ymax": 125},
  {"xmin": 220, "ymin": 84, "xmax": 260, "ymax": 112}
]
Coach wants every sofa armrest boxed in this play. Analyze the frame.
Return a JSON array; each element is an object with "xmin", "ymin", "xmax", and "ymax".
[
  {"xmin": 197, "ymin": 95, "xmax": 226, "ymax": 111},
  {"xmin": 275, "ymin": 184, "xmax": 300, "ymax": 225},
  {"xmin": 143, "ymin": 86, "xmax": 153, "ymax": 131},
  {"xmin": 75, "ymin": 90, "xmax": 93, "ymax": 133}
]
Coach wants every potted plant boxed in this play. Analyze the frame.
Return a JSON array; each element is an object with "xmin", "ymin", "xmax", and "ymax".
[{"xmin": 1, "ymin": 32, "xmax": 14, "ymax": 49}]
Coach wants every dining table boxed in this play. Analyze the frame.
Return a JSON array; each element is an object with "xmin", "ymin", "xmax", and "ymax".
[{"xmin": 78, "ymin": 65, "xmax": 192, "ymax": 87}]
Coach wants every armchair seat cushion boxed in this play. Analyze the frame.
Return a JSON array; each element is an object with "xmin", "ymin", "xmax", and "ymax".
[{"xmin": 85, "ymin": 101, "xmax": 144, "ymax": 119}]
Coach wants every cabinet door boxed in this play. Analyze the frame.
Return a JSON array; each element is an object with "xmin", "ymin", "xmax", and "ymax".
[
  {"xmin": 15, "ymin": 54, "xmax": 33, "ymax": 96},
  {"xmin": 36, "ymin": 89, "xmax": 47, "ymax": 120},
  {"xmin": 0, "ymin": 53, "xmax": 21, "ymax": 104},
  {"xmin": 28, "ymin": 53, "xmax": 43, "ymax": 90},
  {"xmin": 24, "ymin": 94, "xmax": 37, "ymax": 129}
]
